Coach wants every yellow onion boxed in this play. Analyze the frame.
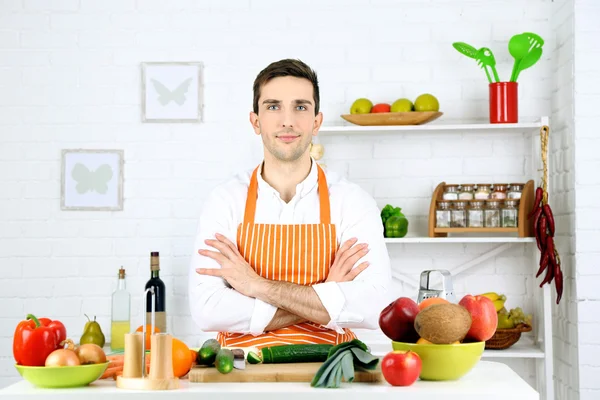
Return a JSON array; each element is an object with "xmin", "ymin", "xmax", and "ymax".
[
  {"xmin": 76, "ymin": 343, "xmax": 106, "ymax": 365},
  {"xmin": 45, "ymin": 339, "xmax": 80, "ymax": 367}
]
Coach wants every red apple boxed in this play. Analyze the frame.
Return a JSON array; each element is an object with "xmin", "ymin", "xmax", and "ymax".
[
  {"xmin": 381, "ymin": 350, "xmax": 422, "ymax": 386},
  {"xmin": 458, "ymin": 294, "xmax": 498, "ymax": 342},
  {"xmin": 379, "ymin": 297, "xmax": 420, "ymax": 343},
  {"xmin": 371, "ymin": 103, "xmax": 391, "ymax": 113}
]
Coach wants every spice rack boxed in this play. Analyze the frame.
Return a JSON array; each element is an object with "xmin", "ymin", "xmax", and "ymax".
[{"xmin": 428, "ymin": 180, "xmax": 535, "ymax": 238}]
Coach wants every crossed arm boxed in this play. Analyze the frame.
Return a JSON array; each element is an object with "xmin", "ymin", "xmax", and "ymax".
[{"xmin": 196, "ymin": 234, "xmax": 370, "ymax": 329}]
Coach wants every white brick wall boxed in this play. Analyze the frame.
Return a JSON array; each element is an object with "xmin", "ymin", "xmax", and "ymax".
[
  {"xmin": 574, "ymin": 0, "xmax": 600, "ymax": 399},
  {"xmin": 551, "ymin": 1, "xmax": 579, "ymax": 399},
  {"xmin": 0, "ymin": 0, "xmax": 592, "ymax": 396}
]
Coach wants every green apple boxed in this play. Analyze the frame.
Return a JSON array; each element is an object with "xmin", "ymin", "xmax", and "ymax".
[
  {"xmin": 414, "ymin": 94, "xmax": 439, "ymax": 112},
  {"xmin": 390, "ymin": 98, "xmax": 414, "ymax": 112},
  {"xmin": 350, "ymin": 98, "xmax": 373, "ymax": 114}
]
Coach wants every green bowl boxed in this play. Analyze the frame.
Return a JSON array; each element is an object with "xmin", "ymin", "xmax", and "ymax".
[
  {"xmin": 15, "ymin": 362, "xmax": 109, "ymax": 388},
  {"xmin": 391, "ymin": 341, "xmax": 484, "ymax": 381}
]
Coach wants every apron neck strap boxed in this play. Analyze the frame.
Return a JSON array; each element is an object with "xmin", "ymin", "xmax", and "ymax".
[{"xmin": 243, "ymin": 162, "xmax": 331, "ymax": 225}]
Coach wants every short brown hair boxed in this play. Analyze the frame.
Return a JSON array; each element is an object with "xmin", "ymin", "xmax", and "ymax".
[{"xmin": 252, "ymin": 59, "xmax": 320, "ymax": 115}]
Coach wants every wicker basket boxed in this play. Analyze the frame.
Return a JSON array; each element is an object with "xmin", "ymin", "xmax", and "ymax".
[{"xmin": 485, "ymin": 324, "xmax": 532, "ymax": 350}]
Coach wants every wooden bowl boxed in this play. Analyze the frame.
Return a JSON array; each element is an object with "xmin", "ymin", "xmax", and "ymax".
[{"xmin": 340, "ymin": 111, "xmax": 443, "ymax": 126}]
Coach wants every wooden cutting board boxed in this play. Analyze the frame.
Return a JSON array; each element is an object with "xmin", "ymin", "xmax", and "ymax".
[{"xmin": 189, "ymin": 362, "xmax": 383, "ymax": 383}]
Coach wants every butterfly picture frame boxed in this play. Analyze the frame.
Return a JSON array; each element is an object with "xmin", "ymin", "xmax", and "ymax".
[
  {"xmin": 141, "ymin": 61, "xmax": 204, "ymax": 123},
  {"xmin": 61, "ymin": 149, "xmax": 124, "ymax": 211}
]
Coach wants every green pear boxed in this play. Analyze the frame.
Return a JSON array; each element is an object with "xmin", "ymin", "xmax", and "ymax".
[{"xmin": 80, "ymin": 314, "xmax": 105, "ymax": 348}]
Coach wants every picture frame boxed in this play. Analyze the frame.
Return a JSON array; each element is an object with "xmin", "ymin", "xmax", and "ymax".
[
  {"xmin": 141, "ymin": 61, "xmax": 204, "ymax": 123},
  {"xmin": 60, "ymin": 149, "xmax": 124, "ymax": 211}
]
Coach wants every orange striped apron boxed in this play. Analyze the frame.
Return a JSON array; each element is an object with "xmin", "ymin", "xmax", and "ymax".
[{"xmin": 216, "ymin": 163, "xmax": 357, "ymax": 349}]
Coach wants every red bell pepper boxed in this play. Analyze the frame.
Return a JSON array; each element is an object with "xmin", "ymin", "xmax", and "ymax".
[
  {"xmin": 38, "ymin": 317, "xmax": 67, "ymax": 346},
  {"xmin": 13, "ymin": 314, "xmax": 61, "ymax": 366}
]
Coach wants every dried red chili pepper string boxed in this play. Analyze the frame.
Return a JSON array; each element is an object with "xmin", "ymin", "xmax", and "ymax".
[{"xmin": 529, "ymin": 125, "xmax": 563, "ymax": 304}]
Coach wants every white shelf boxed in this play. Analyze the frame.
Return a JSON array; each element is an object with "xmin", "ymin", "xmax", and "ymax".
[
  {"xmin": 482, "ymin": 337, "xmax": 544, "ymax": 359},
  {"xmin": 384, "ymin": 237, "xmax": 535, "ymax": 244},
  {"xmin": 319, "ymin": 119, "xmax": 545, "ymax": 135},
  {"xmin": 366, "ymin": 336, "xmax": 543, "ymax": 359}
]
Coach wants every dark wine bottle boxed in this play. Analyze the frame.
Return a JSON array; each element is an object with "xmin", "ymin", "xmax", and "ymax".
[{"xmin": 145, "ymin": 251, "xmax": 166, "ymax": 333}]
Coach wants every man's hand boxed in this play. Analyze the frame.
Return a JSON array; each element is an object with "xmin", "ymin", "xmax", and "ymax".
[
  {"xmin": 196, "ymin": 233, "xmax": 263, "ymax": 298},
  {"xmin": 325, "ymin": 238, "xmax": 370, "ymax": 283}
]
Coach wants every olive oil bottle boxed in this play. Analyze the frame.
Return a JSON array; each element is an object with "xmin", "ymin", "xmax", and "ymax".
[
  {"xmin": 110, "ymin": 267, "xmax": 130, "ymax": 351},
  {"xmin": 145, "ymin": 251, "xmax": 166, "ymax": 333}
]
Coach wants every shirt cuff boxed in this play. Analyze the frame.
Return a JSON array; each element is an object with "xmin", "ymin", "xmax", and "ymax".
[
  {"xmin": 311, "ymin": 282, "xmax": 347, "ymax": 334},
  {"xmin": 248, "ymin": 299, "xmax": 277, "ymax": 336}
]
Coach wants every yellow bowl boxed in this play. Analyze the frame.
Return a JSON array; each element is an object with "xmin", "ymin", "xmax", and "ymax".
[
  {"xmin": 15, "ymin": 362, "xmax": 109, "ymax": 388},
  {"xmin": 391, "ymin": 341, "xmax": 484, "ymax": 381}
]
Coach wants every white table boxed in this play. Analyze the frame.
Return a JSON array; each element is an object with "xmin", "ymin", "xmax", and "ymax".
[{"xmin": 0, "ymin": 361, "xmax": 538, "ymax": 400}]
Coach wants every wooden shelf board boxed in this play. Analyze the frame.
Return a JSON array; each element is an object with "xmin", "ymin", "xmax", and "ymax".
[
  {"xmin": 384, "ymin": 236, "xmax": 535, "ymax": 243},
  {"xmin": 434, "ymin": 227, "xmax": 520, "ymax": 233}
]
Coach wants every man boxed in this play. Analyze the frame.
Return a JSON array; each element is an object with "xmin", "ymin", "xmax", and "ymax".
[{"xmin": 188, "ymin": 59, "xmax": 391, "ymax": 348}]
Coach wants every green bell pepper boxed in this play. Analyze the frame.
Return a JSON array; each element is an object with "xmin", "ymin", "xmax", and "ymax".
[
  {"xmin": 380, "ymin": 204, "xmax": 403, "ymax": 225},
  {"xmin": 384, "ymin": 215, "xmax": 409, "ymax": 238}
]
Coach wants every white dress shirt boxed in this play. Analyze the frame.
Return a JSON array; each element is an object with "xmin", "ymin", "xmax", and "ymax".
[{"xmin": 188, "ymin": 159, "xmax": 392, "ymax": 336}]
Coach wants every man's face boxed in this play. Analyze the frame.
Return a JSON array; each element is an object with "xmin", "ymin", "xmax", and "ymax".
[{"xmin": 250, "ymin": 76, "xmax": 323, "ymax": 163}]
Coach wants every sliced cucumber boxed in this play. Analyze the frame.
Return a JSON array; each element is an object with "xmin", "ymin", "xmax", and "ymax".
[{"xmin": 247, "ymin": 351, "xmax": 262, "ymax": 364}]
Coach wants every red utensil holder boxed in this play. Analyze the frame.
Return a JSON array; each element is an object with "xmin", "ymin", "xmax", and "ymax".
[{"xmin": 489, "ymin": 82, "xmax": 518, "ymax": 123}]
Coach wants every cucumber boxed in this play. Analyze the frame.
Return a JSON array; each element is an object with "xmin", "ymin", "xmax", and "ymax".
[
  {"xmin": 215, "ymin": 348, "xmax": 234, "ymax": 374},
  {"xmin": 247, "ymin": 351, "xmax": 262, "ymax": 364},
  {"xmin": 260, "ymin": 344, "xmax": 333, "ymax": 364},
  {"xmin": 197, "ymin": 339, "xmax": 221, "ymax": 366}
]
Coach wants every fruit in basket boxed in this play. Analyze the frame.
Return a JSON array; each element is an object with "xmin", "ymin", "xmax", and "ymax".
[
  {"xmin": 479, "ymin": 292, "xmax": 507, "ymax": 312},
  {"xmin": 414, "ymin": 93, "xmax": 439, "ymax": 112},
  {"xmin": 391, "ymin": 98, "xmax": 414, "ymax": 112},
  {"xmin": 507, "ymin": 307, "xmax": 533, "ymax": 326},
  {"xmin": 371, "ymin": 103, "xmax": 391, "ymax": 113},
  {"xmin": 381, "ymin": 350, "xmax": 422, "ymax": 386},
  {"xmin": 414, "ymin": 303, "xmax": 472, "ymax": 344},
  {"xmin": 497, "ymin": 313, "xmax": 515, "ymax": 329},
  {"xmin": 350, "ymin": 98, "xmax": 373, "ymax": 114},
  {"xmin": 379, "ymin": 297, "xmax": 420, "ymax": 343},
  {"xmin": 458, "ymin": 295, "xmax": 498, "ymax": 342}
]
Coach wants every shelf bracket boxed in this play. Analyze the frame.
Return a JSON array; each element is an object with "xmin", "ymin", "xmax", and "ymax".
[{"xmin": 391, "ymin": 242, "xmax": 515, "ymax": 289}]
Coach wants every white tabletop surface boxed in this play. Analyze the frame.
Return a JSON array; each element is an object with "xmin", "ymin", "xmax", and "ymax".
[{"xmin": 0, "ymin": 361, "xmax": 538, "ymax": 400}]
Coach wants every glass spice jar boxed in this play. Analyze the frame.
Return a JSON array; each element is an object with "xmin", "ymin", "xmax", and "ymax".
[
  {"xmin": 491, "ymin": 184, "xmax": 508, "ymax": 200},
  {"xmin": 502, "ymin": 199, "xmax": 519, "ymax": 227},
  {"xmin": 451, "ymin": 201, "xmax": 468, "ymax": 228},
  {"xmin": 507, "ymin": 183, "xmax": 524, "ymax": 199},
  {"xmin": 436, "ymin": 201, "xmax": 452, "ymax": 228},
  {"xmin": 458, "ymin": 184, "xmax": 475, "ymax": 200},
  {"xmin": 484, "ymin": 200, "xmax": 502, "ymax": 228},
  {"xmin": 467, "ymin": 200, "xmax": 485, "ymax": 228},
  {"xmin": 443, "ymin": 185, "xmax": 459, "ymax": 201},
  {"xmin": 474, "ymin": 184, "xmax": 492, "ymax": 200}
]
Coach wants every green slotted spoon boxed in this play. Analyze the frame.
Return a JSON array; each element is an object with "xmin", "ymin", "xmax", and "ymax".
[{"xmin": 475, "ymin": 47, "xmax": 500, "ymax": 84}]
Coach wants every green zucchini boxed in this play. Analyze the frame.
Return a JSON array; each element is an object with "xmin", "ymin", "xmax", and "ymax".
[
  {"xmin": 260, "ymin": 344, "xmax": 333, "ymax": 364},
  {"xmin": 215, "ymin": 348, "xmax": 235, "ymax": 374},
  {"xmin": 197, "ymin": 338, "xmax": 221, "ymax": 366}
]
